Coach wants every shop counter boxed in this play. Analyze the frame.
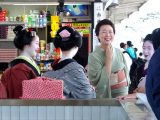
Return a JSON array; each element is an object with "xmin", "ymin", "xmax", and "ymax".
[
  {"xmin": 120, "ymin": 99, "xmax": 157, "ymax": 120},
  {"xmin": 0, "ymin": 99, "xmax": 156, "ymax": 120}
]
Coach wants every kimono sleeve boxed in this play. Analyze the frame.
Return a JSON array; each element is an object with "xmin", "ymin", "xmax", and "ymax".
[
  {"xmin": 68, "ymin": 67, "xmax": 96, "ymax": 99},
  {"xmin": 88, "ymin": 53, "xmax": 108, "ymax": 86}
]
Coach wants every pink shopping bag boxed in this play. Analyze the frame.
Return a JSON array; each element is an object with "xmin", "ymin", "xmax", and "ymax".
[{"xmin": 21, "ymin": 77, "xmax": 64, "ymax": 99}]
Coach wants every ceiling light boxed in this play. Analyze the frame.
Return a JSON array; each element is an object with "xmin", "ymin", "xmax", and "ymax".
[{"xmin": 0, "ymin": 2, "xmax": 90, "ymax": 6}]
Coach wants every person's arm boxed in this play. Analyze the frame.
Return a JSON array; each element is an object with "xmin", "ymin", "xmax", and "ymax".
[
  {"xmin": 69, "ymin": 67, "xmax": 96, "ymax": 99},
  {"xmin": 133, "ymin": 77, "xmax": 146, "ymax": 93},
  {"xmin": 120, "ymin": 50, "xmax": 130, "ymax": 85},
  {"xmin": 88, "ymin": 45, "xmax": 112, "ymax": 86},
  {"xmin": 104, "ymin": 45, "xmax": 113, "ymax": 77},
  {"xmin": 117, "ymin": 93, "xmax": 137, "ymax": 100},
  {"xmin": 133, "ymin": 87, "xmax": 145, "ymax": 93},
  {"xmin": 88, "ymin": 53, "xmax": 109, "ymax": 86}
]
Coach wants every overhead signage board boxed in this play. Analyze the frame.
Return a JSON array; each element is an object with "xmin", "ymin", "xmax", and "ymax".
[{"xmin": 93, "ymin": 2, "xmax": 104, "ymax": 28}]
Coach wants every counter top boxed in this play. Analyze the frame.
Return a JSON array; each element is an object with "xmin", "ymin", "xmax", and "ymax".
[
  {"xmin": 0, "ymin": 99, "xmax": 120, "ymax": 106},
  {"xmin": 0, "ymin": 98, "xmax": 157, "ymax": 120},
  {"xmin": 120, "ymin": 99, "xmax": 157, "ymax": 120}
]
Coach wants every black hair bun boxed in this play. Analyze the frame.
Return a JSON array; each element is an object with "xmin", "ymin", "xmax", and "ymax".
[
  {"xmin": 53, "ymin": 26, "xmax": 82, "ymax": 51},
  {"xmin": 13, "ymin": 25, "xmax": 34, "ymax": 50},
  {"xmin": 13, "ymin": 25, "xmax": 23, "ymax": 35}
]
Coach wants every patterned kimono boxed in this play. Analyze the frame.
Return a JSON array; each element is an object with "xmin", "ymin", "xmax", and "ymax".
[
  {"xmin": 88, "ymin": 46, "xmax": 130, "ymax": 98},
  {"xmin": 43, "ymin": 59, "xmax": 96, "ymax": 99}
]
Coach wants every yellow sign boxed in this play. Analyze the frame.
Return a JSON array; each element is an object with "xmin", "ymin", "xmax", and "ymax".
[
  {"xmin": 51, "ymin": 16, "xmax": 60, "ymax": 38},
  {"xmin": 51, "ymin": 16, "xmax": 59, "ymax": 23},
  {"xmin": 51, "ymin": 23, "xmax": 59, "ymax": 31},
  {"xmin": 50, "ymin": 31, "xmax": 56, "ymax": 38}
]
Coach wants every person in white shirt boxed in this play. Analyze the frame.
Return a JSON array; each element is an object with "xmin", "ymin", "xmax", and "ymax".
[{"xmin": 120, "ymin": 42, "xmax": 132, "ymax": 71}]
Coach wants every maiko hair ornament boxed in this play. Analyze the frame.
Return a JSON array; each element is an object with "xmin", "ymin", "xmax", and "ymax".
[
  {"xmin": 26, "ymin": 28, "xmax": 37, "ymax": 37},
  {"xmin": 53, "ymin": 26, "xmax": 82, "ymax": 50},
  {"xmin": 13, "ymin": 26, "xmax": 36, "ymax": 37},
  {"xmin": 31, "ymin": 31, "xmax": 36, "ymax": 37},
  {"xmin": 13, "ymin": 25, "xmax": 37, "ymax": 50},
  {"xmin": 59, "ymin": 29, "xmax": 71, "ymax": 41}
]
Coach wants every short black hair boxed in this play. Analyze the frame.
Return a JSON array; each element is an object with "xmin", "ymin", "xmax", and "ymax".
[
  {"xmin": 139, "ymin": 52, "xmax": 143, "ymax": 56},
  {"xmin": 151, "ymin": 28, "xmax": 160, "ymax": 50},
  {"xmin": 127, "ymin": 41, "xmax": 133, "ymax": 47},
  {"xmin": 143, "ymin": 34, "xmax": 152, "ymax": 43},
  {"xmin": 13, "ymin": 25, "xmax": 36, "ymax": 50},
  {"xmin": 53, "ymin": 26, "xmax": 82, "ymax": 51},
  {"xmin": 95, "ymin": 19, "xmax": 115, "ymax": 37},
  {"xmin": 134, "ymin": 48, "xmax": 138, "ymax": 52},
  {"xmin": 120, "ymin": 42, "xmax": 126, "ymax": 48}
]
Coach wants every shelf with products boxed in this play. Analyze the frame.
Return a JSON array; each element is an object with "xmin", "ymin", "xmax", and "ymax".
[
  {"xmin": 35, "ymin": 51, "xmax": 60, "ymax": 72},
  {"xmin": 36, "ymin": 60, "xmax": 53, "ymax": 73},
  {"xmin": 0, "ymin": 21, "xmax": 49, "ymax": 29},
  {"xmin": 35, "ymin": 57, "xmax": 54, "ymax": 72},
  {"xmin": 34, "ymin": 40, "xmax": 61, "ymax": 72},
  {"xmin": 0, "ymin": 39, "xmax": 13, "ymax": 41},
  {"xmin": 36, "ymin": 59, "xmax": 54, "ymax": 63},
  {"xmin": 0, "ymin": 7, "xmax": 52, "ymax": 71},
  {"xmin": 0, "ymin": 21, "xmax": 24, "ymax": 26},
  {"xmin": 0, "ymin": 9, "xmax": 49, "ymax": 28}
]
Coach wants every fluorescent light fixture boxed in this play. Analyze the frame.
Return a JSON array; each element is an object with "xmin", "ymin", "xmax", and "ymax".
[
  {"xmin": 14, "ymin": 2, "xmax": 58, "ymax": 5},
  {"xmin": 0, "ymin": 2, "xmax": 90, "ymax": 5}
]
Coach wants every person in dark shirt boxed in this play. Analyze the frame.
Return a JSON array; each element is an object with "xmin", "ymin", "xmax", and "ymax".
[
  {"xmin": 146, "ymin": 28, "xmax": 160, "ymax": 120},
  {"xmin": 129, "ymin": 34, "xmax": 152, "ymax": 93}
]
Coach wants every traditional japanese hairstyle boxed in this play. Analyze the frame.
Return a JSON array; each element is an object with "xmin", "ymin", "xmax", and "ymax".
[
  {"xmin": 13, "ymin": 25, "xmax": 37, "ymax": 50},
  {"xmin": 53, "ymin": 26, "xmax": 82, "ymax": 51}
]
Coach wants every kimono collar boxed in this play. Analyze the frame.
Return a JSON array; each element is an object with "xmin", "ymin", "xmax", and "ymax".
[{"xmin": 53, "ymin": 59, "xmax": 76, "ymax": 71}]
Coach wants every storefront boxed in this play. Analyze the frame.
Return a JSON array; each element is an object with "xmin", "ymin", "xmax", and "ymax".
[{"xmin": 0, "ymin": 0, "xmax": 94, "ymax": 73}]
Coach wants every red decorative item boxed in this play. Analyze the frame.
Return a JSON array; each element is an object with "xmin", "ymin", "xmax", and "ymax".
[
  {"xmin": 21, "ymin": 77, "xmax": 64, "ymax": 99},
  {"xmin": 53, "ymin": 47, "xmax": 61, "ymax": 60},
  {"xmin": 28, "ymin": 28, "xmax": 33, "ymax": 32}
]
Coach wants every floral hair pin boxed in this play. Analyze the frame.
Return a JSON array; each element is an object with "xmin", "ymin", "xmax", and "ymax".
[{"xmin": 25, "ymin": 28, "xmax": 36, "ymax": 37}]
